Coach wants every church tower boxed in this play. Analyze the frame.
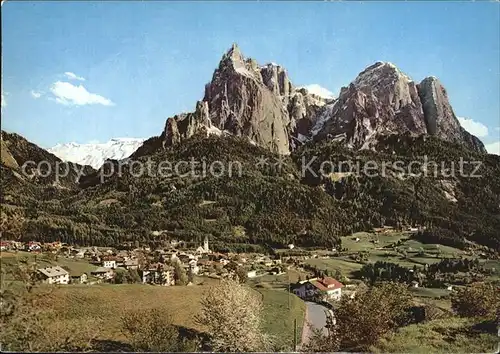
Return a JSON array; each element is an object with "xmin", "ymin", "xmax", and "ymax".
[{"xmin": 203, "ymin": 236, "xmax": 209, "ymax": 252}]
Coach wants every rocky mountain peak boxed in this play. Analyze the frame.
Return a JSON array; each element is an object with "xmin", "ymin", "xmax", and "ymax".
[
  {"xmin": 223, "ymin": 43, "xmax": 244, "ymax": 62},
  {"xmin": 311, "ymin": 61, "xmax": 485, "ymax": 153},
  {"xmin": 161, "ymin": 100, "xmax": 214, "ymax": 147},
  {"xmin": 216, "ymin": 43, "xmax": 262, "ymax": 83},
  {"xmin": 312, "ymin": 61, "xmax": 426, "ymax": 148},
  {"xmin": 260, "ymin": 62, "xmax": 293, "ymax": 100},
  {"xmin": 137, "ymin": 44, "xmax": 331, "ymax": 155},
  {"xmin": 136, "ymin": 48, "xmax": 486, "ymax": 157},
  {"xmin": 352, "ymin": 61, "xmax": 418, "ymax": 111},
  {"xmin": 417, "ymin": 76, "xmax": 486, "ymax": 153}
]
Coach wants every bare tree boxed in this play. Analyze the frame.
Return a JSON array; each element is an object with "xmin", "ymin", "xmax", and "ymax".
[
  {"xmin": 174, "ymin": 260, "xmax": 188, "ymax": 285},
  {"xmin": 301, "ymin": 282, "xmax": 412, "ymax": 352},
  {"xmin": 121, "ymin": 308, "xmax": 197, "ymax": 352},
  {"xmin": 196, "ymin": 278, "xmax": 270, "ymax": 352}
]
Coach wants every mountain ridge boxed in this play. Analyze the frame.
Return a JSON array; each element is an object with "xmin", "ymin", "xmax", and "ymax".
[
  {"xmin": 2, "ymin": 44, "xmax": 498, "ymax": 252},
  {"xmin": 43, "ymin": 45, "xmax": 487, "ymax": 166},
  {"xmin": 132, "ymin": 45, "xmax": 486, "ymax": 159},
  {"xmin": 48, "ymin": 137, "xmax": 145, "ymax": 169}
]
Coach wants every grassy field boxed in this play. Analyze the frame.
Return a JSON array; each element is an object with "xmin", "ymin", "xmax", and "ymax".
[
  {"xmin": 329, "ymin": 232, "xmax": 471, "ymax": 274},
  {"xmin": 256, "ymin": 288, "xmax": 305, "ymax": 349},
  {"xmin": 249, "ymin": 273, "xmax": 290, "ymax": 289},
  {"xmin": 365, "ymin": 249, "xmax": 423, "ymax": 268},
  {"xmin": 341, "ymin": 231, "xmax": 407, "ymax": 251},
  {"xmin": 1, "ymin": 251, "xmax": 98, "ymax": 279},
  {"xmin": 372, "ymin": 317, "xmax": 498, "ymax": 353},
  {"xmin": 247, "ymin": 268, "xmax": 310, "ymax": 290},
  {"xmin": 304, "ymin": 257, "xmax": 363, "ymax": 278},
  {"xmin": 409, "ymin": 287, "xmax": 451, "ymax": 298},
  {"xmin": 397, "ymin": 239, "xmax": 464, "ymax": 257},
  {"xmin": 37, "ymin": 282, "xmax": 305, "ymax": 350}
]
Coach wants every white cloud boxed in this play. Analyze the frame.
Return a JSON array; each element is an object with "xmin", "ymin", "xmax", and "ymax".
[
  {"xmin": 31, "ymin": 90, "xmax": 42, "ymax": 99},
  {"xmin": 64, "ymin": 72, "xmax": 86, "ymax": 81},
  {"xmin": 1, "ymin": 91, "xmax": 5, "ymax": 108},
  {"xmin": 495, "ymin": 127, "xmax": 500, "ymax": 132},
  {"xmin": 50, "ymin": 81, "xmax": 114, "ymax": 106},
  {"xmin": 485, "ymin": 141, "xmax": 500, "ymax": 155},
  {"xmin": 299, "ymin": 84, "xmax": 335, "ymax": 99},
  {"xmin": 457, "ymin": 117, "xmax": 489, "ymax": 138}
]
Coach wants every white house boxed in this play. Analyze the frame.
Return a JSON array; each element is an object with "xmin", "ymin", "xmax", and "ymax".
[
  {"xmin": 38, "ymin": 266, "xmax": 69, "ymax": 285},
  {"xmin": 287, "ymin": 244, "xmax": 295, "ymax": 250},
  {"xmin": 293, "ymin": 277, "xmax": 344, "ymax": 301},
  {"xmin": 27, "ymin": 242, "xmax": 42, "ymax": 252},
  {"xmin": 102, "ymin": 256, "xmax": 117, "ymax": 269},
  {"xmin": 141, "ymin": 264, "xmax": 173, "ymax": 286},
  {"xmin": 247, "ymin": 270, "xmax": 257, "ymax": 278},
  {"xmin": 188, "ymin": 259, "xmax": 200, "ymax": 275},
  {"xmin": 72, "ymin": 248, "xmax": 86, "ymax": 259},
  {"xmin": 91, "ymin": 267, "xmax": 114, "ymax": 280},
  {"xmin": 124, "ymin": 259, "xmax": 139, "ymax": 270}
]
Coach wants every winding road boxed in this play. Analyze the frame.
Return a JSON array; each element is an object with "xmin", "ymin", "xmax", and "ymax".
[{"xmin": 299, "ymin": 301, "xmax": 329, "ymax": 350}]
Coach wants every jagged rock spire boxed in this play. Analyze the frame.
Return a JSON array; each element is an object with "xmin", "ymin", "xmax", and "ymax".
[{"xmin": 139, "ymin": 48, "xmax": 486, "ymax": 157}]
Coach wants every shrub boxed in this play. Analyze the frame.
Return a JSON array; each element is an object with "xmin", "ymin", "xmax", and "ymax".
[
  {"xmin": 451, "ymin": 283, "xmax": 500, "ymax": 319},
  {"xmin": 121, "ymin": 308, "xmax": 196, "ymax": 352}
]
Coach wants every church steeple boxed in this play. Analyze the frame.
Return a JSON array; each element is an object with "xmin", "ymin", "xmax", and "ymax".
[{"xmin": 203, "ymin": 235, "xmax": 209, "ymax": 252}]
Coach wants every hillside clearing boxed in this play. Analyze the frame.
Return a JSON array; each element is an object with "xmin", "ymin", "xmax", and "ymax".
[
  {"xmin": 373, "ymin": 317, "xmax": 498, "ymax": 353},
  {"xmin": 37, "ymin": 283, "xmax": 305, "ymax": 350}
]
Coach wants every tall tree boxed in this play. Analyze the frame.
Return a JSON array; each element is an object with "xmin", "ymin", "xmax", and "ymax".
[
  {"xmin": 304, "ymin": 282, "xmax": 412, "ymax": 352},
  {"xmin": 196, "ymin": 278, "xmax": 270, "ymax": 352},
  {"xmin": 452, "ymin": 283, "xmax": 499, "ymax": 319},
  {"xmin": 173, "ymin": 261, "xmax": 188, "ymax": 286},
  {"xmin": 121, "ymin": 308, "xmax": 197, "ymax": 352}
]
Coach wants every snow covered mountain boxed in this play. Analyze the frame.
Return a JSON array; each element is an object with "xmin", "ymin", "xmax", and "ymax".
[{"xmin": 48, "ymin": 138, "xmax": 145, "ymax": 169}]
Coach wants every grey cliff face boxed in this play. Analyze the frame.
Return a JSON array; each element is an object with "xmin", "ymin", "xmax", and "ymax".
[
  {"xmin": 162, "ymin": 101, "xmax": 211, "ymax": 147},
  {"xmin": 288, "ymin": 88, "xmax": 330, "ymax": 144},
  {"xmin": 313, "ymin": 62, "xmax": 426, "ymax": 149},
  {"xmin": 311, "ymin": 62, "xmax": 486, "ymax": 153},
  {"xmin": 135, "ymin": 46, "xmax": 486, "ymax": 157},
  {"xmin": 157, "ymin": 44, "xmax": 325, "ymax": 154},
  {"xmin": 202, "ymin": 44, "xmax": 292, "ymax": 154},
  {"xmin": 417, "ymin": 76, "xmax": 486, "ymax": 153}
]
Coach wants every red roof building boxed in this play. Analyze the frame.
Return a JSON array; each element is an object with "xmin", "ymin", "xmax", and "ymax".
[
  {"xmin": 310, "ymin": 277, "xmax": 344, "ymax": 291},
  {"xmin": 292, "ymin": 277, "xmax": 344, "ymax": 301}
]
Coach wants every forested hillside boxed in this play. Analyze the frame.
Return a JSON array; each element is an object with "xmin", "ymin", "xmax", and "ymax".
[{"xmin": 2, "ymin": 131, "xmax": 499, "ymax": 252}]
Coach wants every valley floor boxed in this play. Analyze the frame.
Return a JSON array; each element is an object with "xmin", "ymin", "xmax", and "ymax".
[{"xmin": 1, "ymin": 229, "xmax": 498, "ymax": 353}]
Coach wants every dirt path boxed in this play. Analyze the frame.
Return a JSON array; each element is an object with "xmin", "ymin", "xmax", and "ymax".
[
  {"xmin": 299, "ymin": 301, "xmax": 329, "ymax": 351},
  {"xmin": 299, "ymin": 305, "xmax": 311, "ymax": 350}
]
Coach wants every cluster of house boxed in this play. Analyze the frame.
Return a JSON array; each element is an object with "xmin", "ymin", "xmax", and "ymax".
[
  {"xmin": 32, "ymin": 236, "xmax": 287, "ymax": 286},
  {"xmin": 0, "ymin": 240, "xmax": 50, "ymax": 252}
]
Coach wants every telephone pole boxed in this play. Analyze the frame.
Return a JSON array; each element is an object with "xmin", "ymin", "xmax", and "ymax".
[
  {"xmin": 287, "ymin": 270, "xmax": 291, "ymax": 309},
  {"xmin": 293, "ymin": 318, "xmax": 297, "ymax": 351},
  {"xmin": 288, "ymin": 283, "xmax": 291, "ymax": 309}
]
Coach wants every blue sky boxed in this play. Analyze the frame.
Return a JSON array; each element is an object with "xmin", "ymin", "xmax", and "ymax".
[{"xmin": 2, "ymin": 1, "xmax": 499, "ymax": 152}]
